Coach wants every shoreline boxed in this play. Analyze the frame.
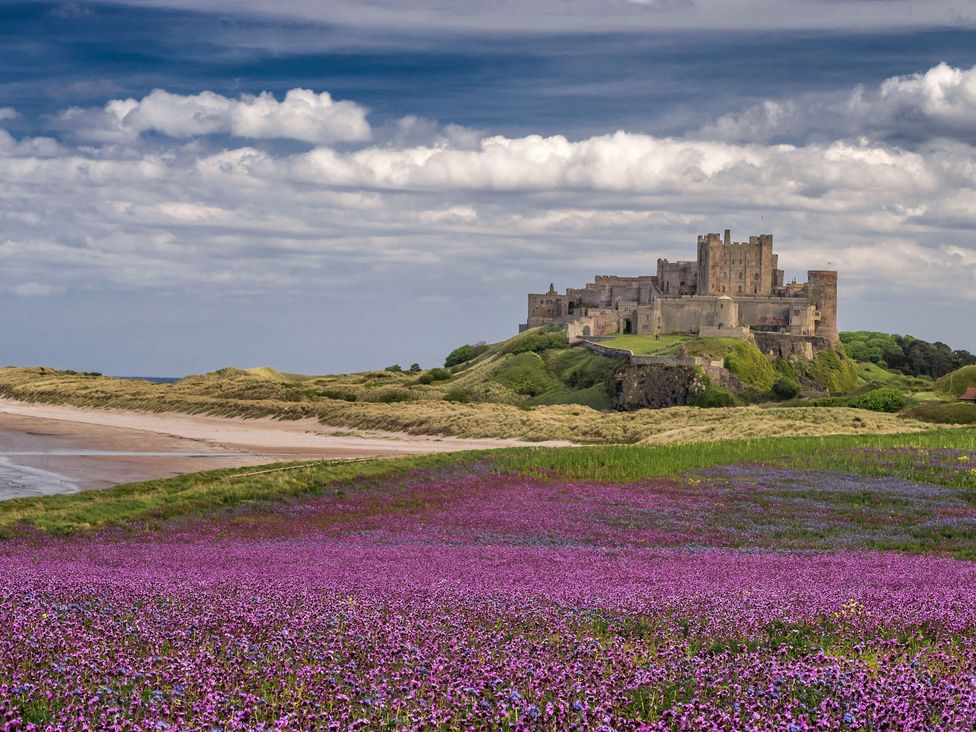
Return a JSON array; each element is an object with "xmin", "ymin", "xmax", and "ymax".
[{"xmin": 0, "ymin": 398, "xmax": 569, "ymax": 499}]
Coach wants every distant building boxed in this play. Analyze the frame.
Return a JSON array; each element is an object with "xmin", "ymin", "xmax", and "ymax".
[
  {"xmin": 521, "ymin": 229, "xmax": 838, "ymax": 355},
  {"xmin": 961, "ymin": 387, "xmax": 976, "ymax": 403}
]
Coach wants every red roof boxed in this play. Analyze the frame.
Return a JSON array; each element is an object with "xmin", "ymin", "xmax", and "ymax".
[{"xmin": 961, "ymin": 386, "xmax": 976, "ymax": 402}]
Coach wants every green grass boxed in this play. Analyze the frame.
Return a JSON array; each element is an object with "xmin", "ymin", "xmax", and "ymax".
[
  {"xmin": 491, "ymin": 352, "xmax": 561, "ymax": 396},
  {"xmin": 595, "ymin": 334, "xmax": 690, "ymax": 355},
  {"xmin": 0, "ymin": 452, "xmax": 477, "ymax": 536},
  {"xmin": 525, "ymin": 383, "xmax": 611, "ymax": 410},
  {"xmin": 908, "ymin": 401, "xmax": 976, "ymax": 425},
  {"xmin": 854, "ymin": 361, "xmax": 932, "ymax": 390},
  {"xmin": 722, "ymin": 341, "xmax": 777, "ymax": 390},
  {"xmin": 5, "ymin": 427, "xmax": 973, "ymax": 536},
  {"xmin": 935, "ymin": 365, "xmax": 976, "ymax": 397},
  {"xmin": 494, "ymin": 428, "xmax": 976, "ymax": 483},
  {"xmin": 797, "ymin": 348, "xmax": 860, "ymax": 395}
]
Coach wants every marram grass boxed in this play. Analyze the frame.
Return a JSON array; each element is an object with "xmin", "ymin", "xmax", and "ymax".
[{"xmin": 0, "ymin": 367, "xmax": 945, "ymax": 444}]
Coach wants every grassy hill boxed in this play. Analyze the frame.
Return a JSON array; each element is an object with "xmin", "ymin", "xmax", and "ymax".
[
  {"xmin": 935, "ymin": 365, "xmax": 976, "ymax": 397},
  {"xmin": 0, "ymin": 326, "xmax": 943, "ymax": 443}
]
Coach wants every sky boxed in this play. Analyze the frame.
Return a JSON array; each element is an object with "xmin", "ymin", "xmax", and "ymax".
[{"xmin": 1, "ymin": 1, "xmax": 975, "ymax": 376}]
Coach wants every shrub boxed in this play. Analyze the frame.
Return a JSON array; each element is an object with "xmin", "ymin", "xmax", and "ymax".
[
  {"xmin": 385, "ymin": 364, "xmax": 403, "ymax": 373},
  {"xmin": 847, "ymin": 387, "xmax": 906, "ymax": 413},
  {"xmin": 371, "ymin": 389, "xmax": 411, "ymax": 403},
  {"xmin": 321, "ymin": 388, "xmax": 357, "ymax": 402},
  {"xmin": 443, "ymin": 388, "xmax": 472, "ymax": 403},
  {"xmin": 409, "ymin": 363, "xmax": 421, "ymax": 373},
  {"xmin": 771, "ymin": 378, "xmax": 801, "ymax": 400},
  {"xmin": 692, "ymin": 386, "xmax": 738, "ymax": 408},
  {"xmin": 416, "ymin": 368, "xmax": 451, "ymax": 386},
  {"xmin": 445, "ymin": 343, "xmax": 489, "ymax": 368},
  {"xmin": 428, "ymin": 368, "xmax": 451, "ymax": 382}
]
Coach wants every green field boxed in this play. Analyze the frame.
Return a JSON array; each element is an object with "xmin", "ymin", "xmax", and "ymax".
[
  {"xmin": 3, "ymin": 427, "xmax": 974, "ymax": 536},
  {"xmin": 592, "ymin": 333, "xmax": 692, "ymax": 355}
]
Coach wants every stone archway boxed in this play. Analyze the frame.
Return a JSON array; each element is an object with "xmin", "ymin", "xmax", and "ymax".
[
  {"xmin": 582, "ymin": 325, "xmax": 591, "ymax": 337},
  {"xmin": 623, "ymin": 318, "xmax": 633, "ymax": 334}
]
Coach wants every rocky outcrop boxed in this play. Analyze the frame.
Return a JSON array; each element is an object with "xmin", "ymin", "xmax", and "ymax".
[
  {"xmin": 752, "ymin": 332, "xmax": 831, "ymax": 360},
  {"xmin": 610, "ymin": 363, "xmax": 708, "ymax": 410}
]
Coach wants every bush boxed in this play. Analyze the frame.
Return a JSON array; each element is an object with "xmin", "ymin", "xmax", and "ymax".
[
  {"xmin": 320, "ymin": 388, "xmax": 357, "ymax": 402},
  {"xmin": 428, "ymin": 368, "xmax": 451, "ymax": 381},
  {"xmin": 445, "ymin": 343, "xmax": 489, "ymax": 368},
  {"xmin": 771, "ymin": 378, "xmax": 801, "ymax": 400},
  {"xmin": 847, "ymin": 387, "xmax": 906, "ymax": 413},
  {"xmin": 416, "ymin": 368, "xmax": 451, "ymax": 385},
  {"xmin": 443, "ymin": 388, "xmax": 472, "ymax": 403},
  {"xmin": 385, "ymin": 364, "xmax": 402, "ymax": 373},
  {"xmin": 371, "ymin": 389, "xmax": 411, "ymax": 403},
  {"xmin": 692, "ymin": 386, "xmax": 738, "ymax": 408},
  {"xmin": 409, "ymin": 363, "xmax": 421, "ymax": 373}
]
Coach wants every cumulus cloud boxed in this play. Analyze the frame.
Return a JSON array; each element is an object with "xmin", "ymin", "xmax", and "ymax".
[
  {"xmin": 55, "ymin": 88, "xmax": 371, "ymax": 145},
  {"xmin": 1, "ymin": 81, "xmax": 976, "ymax": 352},
  {"xmin": 702, "ymin": 62, "xmax": 976, "ymax": 146}
]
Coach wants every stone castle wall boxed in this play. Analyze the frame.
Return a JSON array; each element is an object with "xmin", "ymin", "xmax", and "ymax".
[{"xmin": 525, "ymin": 228, "xmax": 838, "ymax": 343}]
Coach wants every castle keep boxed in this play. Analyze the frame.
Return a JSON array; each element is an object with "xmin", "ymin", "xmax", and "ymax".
[{"xmin": 521, "ymin": 230, "xmax": 838, "ymax": 353}]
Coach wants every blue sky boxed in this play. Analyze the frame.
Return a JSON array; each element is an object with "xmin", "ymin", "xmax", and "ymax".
[{"xmin": 1, "ymin": 1, "xmax": 975, "ymax": 375}]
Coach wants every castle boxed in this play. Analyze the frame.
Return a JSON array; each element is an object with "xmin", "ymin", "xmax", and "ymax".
[{"xmin": 521, "ymin": 230, "xmax": 838, "ymax": 354}]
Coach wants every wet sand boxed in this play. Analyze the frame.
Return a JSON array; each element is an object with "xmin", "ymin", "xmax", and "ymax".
[{"xmin": 0, "ymin": 398, "xmax": 569, "ymax": 500}]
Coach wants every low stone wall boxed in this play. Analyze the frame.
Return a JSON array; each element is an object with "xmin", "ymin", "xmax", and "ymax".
[{"xmin": 579, "ymin": 340, "xmax": 632, "ymax": 360}]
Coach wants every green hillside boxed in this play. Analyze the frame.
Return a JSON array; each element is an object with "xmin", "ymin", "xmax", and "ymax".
[{"xmin": 935, "ymin": 365, "xmax": 976, "ymax": 397}]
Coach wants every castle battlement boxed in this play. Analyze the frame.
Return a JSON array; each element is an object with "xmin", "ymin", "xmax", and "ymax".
[{"xmin": 521, "ymin": 229, "xmax": 838, "ymax": 344}]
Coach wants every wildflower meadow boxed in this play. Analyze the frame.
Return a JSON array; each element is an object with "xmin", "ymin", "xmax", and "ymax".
[{"xmin": 3, "ymin": 439, "xmax": 976, "ymax": 730}]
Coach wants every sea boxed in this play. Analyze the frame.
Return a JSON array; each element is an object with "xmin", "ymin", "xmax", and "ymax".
[{"xmin": 0, "ymin": 455, "xmax": 79, "ymax": 501}]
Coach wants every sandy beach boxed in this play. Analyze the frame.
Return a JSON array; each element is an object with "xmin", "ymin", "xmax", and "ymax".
[{"xmin": 0, "ymin": 398, "xmax": 568, "ymax": 499}]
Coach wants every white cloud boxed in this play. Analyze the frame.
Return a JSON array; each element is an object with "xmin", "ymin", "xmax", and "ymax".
[
  {"xmin": 55, "ymin": 88, "xmax": 371, "ymax": 145},
  {"xmin": 1, "ymin": 81, "xmax": 976, "ymax": 320},
  {"xmin": 703, "ymin": 62, "xmax": 976, "ymax": 145},
  {"xmin": 9, "ymin": 282, "xmax": 64, "ymax": 298}
]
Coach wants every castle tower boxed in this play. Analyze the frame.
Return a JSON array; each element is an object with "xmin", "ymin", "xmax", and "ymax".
[
  {"xmin": 714, "ymin": 295, "xmax": 738, "ymax": 328},
  {"xmin": 806, "ymin": 270, "xmax": 838, "ymax": 342}
]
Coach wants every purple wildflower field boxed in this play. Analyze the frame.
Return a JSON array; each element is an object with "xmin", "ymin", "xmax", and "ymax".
[{"xmin": 4, "ymin": 457, "xmax": 976, "ymax": 730}]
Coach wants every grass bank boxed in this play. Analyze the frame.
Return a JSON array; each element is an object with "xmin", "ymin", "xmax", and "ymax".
[
  {"xmin": 3, "ymin": 427, "xmax": 973, "ymax": 536},
  {"xmin": 0, "ymin": 452, "xmax": 474, "ymax": 536}
]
